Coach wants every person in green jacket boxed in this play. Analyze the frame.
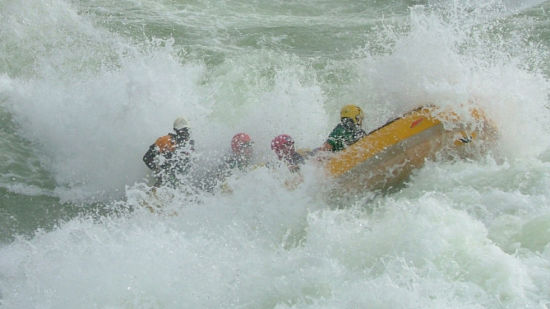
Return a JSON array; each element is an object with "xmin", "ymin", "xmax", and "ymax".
[{"xmin": 317, "ymin": 104, "xmax": 367, "ymax": 152}]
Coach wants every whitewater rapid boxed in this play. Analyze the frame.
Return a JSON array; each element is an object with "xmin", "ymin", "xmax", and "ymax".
[{"xmin": 1, "ymin": 0, "xmax": 550, "ymax": 308}]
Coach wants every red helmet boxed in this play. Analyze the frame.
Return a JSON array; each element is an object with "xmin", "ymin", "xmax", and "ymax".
[
  {"xmin": 231, "ymin": 133, "xmax": 252, "ymax": 154},
  {"xmin": 271, "ymin": 134, "xmax": 295, "ymax": 159}
]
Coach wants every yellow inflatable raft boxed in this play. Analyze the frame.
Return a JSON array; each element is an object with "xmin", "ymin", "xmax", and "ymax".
[{"xmin": 324, "ymin": 105, "xmax": 495, "ymax": 194}]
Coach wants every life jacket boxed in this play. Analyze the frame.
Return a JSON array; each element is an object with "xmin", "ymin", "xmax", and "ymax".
[
  {"xmin": 326, "ymin": 119, "xmax": 367, "ymax": 152},
  {"xmin": 155, "ymin": 134, "xmax": 176, "ymax": 153},
  {"xmin": 143, "ymin": 133, "xmax": 193, "ymax": 171}
]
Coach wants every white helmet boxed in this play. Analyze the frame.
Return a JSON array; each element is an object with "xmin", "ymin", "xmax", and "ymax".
[{"xmin": 173, "ymin": 117, "xmax": 190, "ymax": 130}]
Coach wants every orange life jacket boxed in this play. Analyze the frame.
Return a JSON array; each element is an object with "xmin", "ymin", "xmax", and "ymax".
[{"xmin": 155, "ymin": 135, "xmax": 175, "ymax": 153}]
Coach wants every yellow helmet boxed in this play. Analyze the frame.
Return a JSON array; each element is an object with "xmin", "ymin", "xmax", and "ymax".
[{"xmin": 340, "ymin": 105, "xmax": 364, "ymax": 125}]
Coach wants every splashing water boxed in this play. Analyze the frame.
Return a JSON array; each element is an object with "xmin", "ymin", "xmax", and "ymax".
[{"xmin": 1, "ymin": 0, "xmax": 550, "ymax": 308}]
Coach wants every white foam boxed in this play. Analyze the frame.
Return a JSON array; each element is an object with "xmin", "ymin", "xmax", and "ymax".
[{"xmin": 1, "ymin": 0, "xmax": 550, "ymax": 307}]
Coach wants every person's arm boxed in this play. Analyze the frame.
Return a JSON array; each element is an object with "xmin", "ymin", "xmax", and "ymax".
[
  {"xmin": 318, "ymin": 142, "xmax": 333, "ymax": 152},
  {"xmin": 288, "ymin": 164, "xmax": 300, "ymax": 173},
  {"xmin": 358, "ymin": 128, "xmax": 367, "ymax": 139},
  {"xmin": 143, "ymin": 144, "xmax": 158, "ymax": 170},
  {"xmin": 305, "ymin": 141, "xmax": 333, "ymax": 159}
]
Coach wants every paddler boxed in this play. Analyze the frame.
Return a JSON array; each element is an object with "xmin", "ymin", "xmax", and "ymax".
[
  {"xmin": 270, "ymin": 134, "xmax": 309, "ymax": 190},
  {"xmin": 225, "ymin": 132, "xmax": 255, "ymax": 171},
  {"xmin": 143, "ymin": 117, "xmax": 195, "ymax": 187},
  {"xmin": 270, "ymin": 134, "xmax": 305, "ymax": 173},
  {"xmin": 200, "ymin": 132, "xmax": 255, "ymax": 192},
  {"xmin": 317, "ymin": 104, "xmax": 367, "ymax": 152}
]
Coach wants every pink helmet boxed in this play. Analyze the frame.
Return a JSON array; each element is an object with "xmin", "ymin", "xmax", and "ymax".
[
  {"xmin": 271, "ymin": 134, "xmax": 295, "ymax": 159},
  {"xmin": 231, "ymin": 133, "xmax": 252, "ymax": 154}
]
